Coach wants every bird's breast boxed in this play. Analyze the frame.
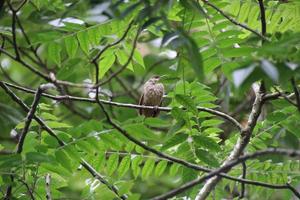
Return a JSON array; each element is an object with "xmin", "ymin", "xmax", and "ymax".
[{"xmin": 143, "ymin": 84, "xmax": 164, "ymax": 105}]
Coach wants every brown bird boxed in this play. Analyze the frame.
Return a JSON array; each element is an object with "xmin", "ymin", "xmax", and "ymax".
[{"xmin": 139, "ymin": 75, "xmax": 164, "ymax": 117}]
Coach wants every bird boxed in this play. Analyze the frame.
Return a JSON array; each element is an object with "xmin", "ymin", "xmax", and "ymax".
[{"xmin": 139, "ymin": 75, "xmax": 164, "ymax": 117}]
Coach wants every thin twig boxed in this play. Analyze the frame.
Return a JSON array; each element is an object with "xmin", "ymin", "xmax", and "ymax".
[
  {"xmin": 18, "ymin": 178, "xmax": 35, "ymax": 200},
  {"xmin": 92, "ymin": 20, "xmax": 134, "ymax": 63},
  {"xmin": 0, "ymin": 47, "xmax": 50, "ymax": 81},
  {"xmin": 15, "ymin": 14, "xmax": 46, "ymax": 67},
  {"xmin": 239, "ymin": 162, "xmax": 246, "ymax": 199},
  {"xmin": 81, "ymin": 160, "xmax": 127, "ymax": 200},
  {"xmin": 14, "ymin": 0, "xmax": 28, "ymax": 12},
  {"xmin": 16, "ymin": 85, "xmax": 45, "ymax": 153},
  {"xmin": 96, "ymin": 27, "xmax": 141, "ymax": 87},
  {"xmin": 45, "ymin": 174, "xmax": 52, "ymax": 200},
  {"xmin": 201, "ymin": 0, "xmax": 269, "ymax": 41},
  {"xmin": 273, "ymin": 86, "xmax": 297, "ymax": 106},
  {"xmin": 291, "ymin": 78, "xmax": 300, "ymax": 112},
  {"xmin": 93, "ymin": 20, "xmax": 134, "ymax": 105},
  {"xmin": 8, "ymin": 5, "xmax": 20, "ymax": 59},
  {"xmin": 257, "ymin": 0, "xmax": 267, "ymax": 36},
  {"xmin": 3, "ymin": 81, "xmax": 243, "ymax": 131},
  {"xmin": 112, "ymin": 71, "xmax": 139, "ymax": 101}
]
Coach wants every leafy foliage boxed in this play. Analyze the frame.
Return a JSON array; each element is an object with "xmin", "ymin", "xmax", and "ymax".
[{"xmin": 0, "ymin": 0, "xmax": 300, "ymax": 200}]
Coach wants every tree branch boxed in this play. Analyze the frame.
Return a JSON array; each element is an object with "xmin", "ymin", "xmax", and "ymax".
[
  {"xmin": 0, "ymin": 82, "xmax": 127, "ymax": 200},
  {"xmin": 151, "ymin": 148, "xmax": 300, "ymax": 200},
  {"xmin": 45, "ymin": 174, "xmax": 52, "ymax": 200},
  {"xmin": 239, "ymin": 162, "xmax": 246, "ymax": 199},
  {"xmin": 3, "ymin": 81, "xmax": 243, "ymax": 131},
  {"xmin": 17, "ymin": 178, "xmax": 35, "ymax": 200},
  {"xmin": 16, "ymin": 84, "xmax": 46, "ymax": 153},
  {"xmin": 4, "ymin": 83, "xmax": 49, "ymax": 199},
  {"xmin": 195, "ymin": 83, "xmax": 265, "ymax": 200},
  {"xmin": 257, "ymin": 0, "xmax": 267, "ymax": 36},
  {"xmin": 6, "ymin": 1, "xmax": 20, "ymax": 59},
  {"xmin": 291, "ymin": 78, "xmax": 300, "ymax": 112}
]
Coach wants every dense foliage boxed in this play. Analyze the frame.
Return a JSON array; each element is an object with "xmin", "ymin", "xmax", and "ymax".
[{"xmin": 1, "ymin": 0, "xmax": 300, "ymax": 199}]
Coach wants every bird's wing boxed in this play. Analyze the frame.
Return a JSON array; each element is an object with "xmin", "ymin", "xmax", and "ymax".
[{"xmin": 138, "ymin": 93, "xmax": 144, "ymax": 115}]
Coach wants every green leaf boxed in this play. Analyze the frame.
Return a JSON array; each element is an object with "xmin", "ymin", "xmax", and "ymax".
[
  {"xmin": 162, "ymin": 133, "xmax": 188, "ymax": 151},
  {"xmin": 95, "ymin": 151, "xmax": 106, "ymax": 170},
  {"xmin": 203, "ymin": 57, "xmax": 221, "ymax": 74},
  {"xmin": 100, "ymin": 133, "xmax": 122, "ymax": 150},
  {"xmin": 144, "ymin": 118, "xmax": 169, "ymax": 128},
  {"xmin": 77, "ymin": 31, "xmax": 90, "ymax": 54},
  {"xmin": 64, "ymin": 145, "xmax": 81, "ymax": 162},
  {"xmin": 221, "ymin": 47, "xmax": 254, "ymax": 58},
  {"xmin": 55, "ymin": 150, "xmax": 73, "ymax": 172},
  {"xmin": 141, "ymin": 159, "xmax": 155, "ymax": 180},
  {"xmin": 118, "ymin": 155, "xmax": 131, "ymax": 177},
  {"xmin": 154, "ymin": 160, "xmax": 168, "ymax": 176},
  {"xmin": 131, "ymin": 156, "xmax": 143, "ymax": 179},
  {"xmin": 107, "ymin": 154, "xmax": 119, "ymax": 176},
  {"xmin": 25, "ymin": 152, "xmax": 53, "ymax": 164},
  {"xmin": 65, "ymin": 36, "xmax": 78, "ymax": 58},
  {"xmin": 201, "ymin": 119, "xmax": 223, "ymax": 127},
  {"xmin": 182, "ymin": 32, "xmax": 204, "ymax": 80},
  {"xmin": 175, "ymin": 94, "xmax": 197, "ymax": 114},
  {"xmin": 192, "ymin": 135, "xmax": 221, "ymax": 152},
  {"xmin": 88, "ymin": 27, "xmax": 101, "ymax": 46},
  {"xmin": 0, "ymin": 154, "xmax": 22, "ymax": 169},
  {"xmin": 195, "ymin": 149, "xmax": 219, "ymax": 167},
  {"xmin": 99, "ymin": 55, "xmax": 116, "ymax": 79},
  {"xmin": 46, "ymin": 121, "xmax": 71, "ymax": 129},
  {"xmin": 169, "ymin": 163, "xmax": 181, "ymax": 176},
  {"xmin": 125, "ymin": 142, "xmax": 135, "ymax": 152},
  {"xmin": 133, "ymin": 49, "xmax": 145, "ymax": 68},
  {"xmin": 124, "ymin": 123, "xmax": 155, "ymax": 140},
  {"xmin": 48, "ymin": 42, "xmax": 62, "ymax": 66}
]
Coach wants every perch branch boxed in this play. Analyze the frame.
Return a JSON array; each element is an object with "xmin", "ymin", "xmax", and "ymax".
[{"xmin": 3, "ymin": 81, "xmax": 243, "ymax": 131}]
